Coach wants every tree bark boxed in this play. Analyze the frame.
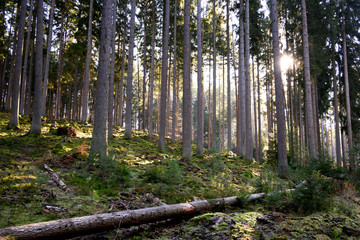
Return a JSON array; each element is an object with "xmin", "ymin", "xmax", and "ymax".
[
  {"xmin": 196, "ymin": 0, "xmax": 203, "ymax": 157},
  {"xmin": 183, "ymin": 0, "xmax": 192, "ymax": 161},
  {"xmin": 252, "ymin": 57, "xmax": 258, "ymax": 162},
  {"xmin": 124, "ymin": 0, "xmax": 136, "ymax": 139},
  {"xmin": 8, "ymin": 0, "xmax": 27, "ymax": 129},
  {"xmin": 55, "ymin": 14, "xmax": 65, "ymax": 120},
  {"xmin": 41, "ymin": 0, "xmax": 55, "ymax": 116},
  {"xmin": 72, "ymin": 57, "xmax": 79, "ymax": 121},
  {"xmin": 159, "ymin": 0, "xmax": 170, "ymax": 151},
  {"xmin": 89, "ymin": 0, "xmax": 114, "ymax": 157},
  {"xmin": 212, "ymin": 0, "xmax": 217, "ymax": 151},
  {"xmin": 29, "ymin": 0, "xmax": 44, "ymax": 134},
  {"xmin": 257, "ymin": 60, "xmax": 261, "ymax": 162},
  {"xmin": 238, "ymin": 0, "xmax": 245, "ymax": 156},
  {"xmin": 108, "ymin": 2, "xmax": 117, "ymax": 140},
  {"xmin": 171, "ymin": 1, "xmax": 178, "ymax": 143},
  {"xmin": 271, "ymin": 0, "xmax": 288, "ymax": 177},
  {"xmin": 332, "ymin": 42, "xmax": 341, "ymax": 167},
  {"xmin": 148, "ymin": 1, "xmax": 156, "ymax": 138},
  {"xmin": 301, "ymin": 0, "xmax": 316, "ymax": 159},
  {"xmin": 226, "ymin": 0, "xmax": 231, "ymax": 151},
  {"xmin": 81, "ymin": 0, "xmax": 94, "ymax": 122},
  {"xmin": 20, "ymin": 0, "xmax": 34, "ymax": 116}
]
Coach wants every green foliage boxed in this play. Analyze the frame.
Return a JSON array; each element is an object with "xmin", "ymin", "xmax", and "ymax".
[
  {"xmin": 254, "ymin": 171, "xmax": 286, "ymax": 193},
  {"xmin": 292, "ymin": 169, "xmax": 335, "ymax": 214},
  {"xmin": 143, "ymin": 160, "xmax": 182, "ymax": 185}
]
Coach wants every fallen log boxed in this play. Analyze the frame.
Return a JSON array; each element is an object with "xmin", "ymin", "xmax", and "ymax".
[
  {"xmin": 0, "ymin": 182, "xmax": 306, "ymax": 239},
  {"xmin": 44, "ymin": 164, "xmax": 72, "ymax": 193}
]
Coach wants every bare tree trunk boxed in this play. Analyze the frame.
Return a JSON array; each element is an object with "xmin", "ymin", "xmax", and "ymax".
[
  {"xmin": 183, "ymin": 0, "xmax": 192, "ymax": 161},
  {"xmin": 142, "ymin": 21, "xmax": 147, "ymax": 131},
  {"xmin": 55, "ymin": 14, "xmax": 65, "ymax": 120},
  {"xmin": 238, "ymin": 0, "xmax": 245, "ymax": 156},
  {"xmin": 226, "ymin": 0, "xmax": 231, "ymax": 150},
  {"xmin": 25, "ymin": 40, "xmax": 34, "ymax": 116},
  {"xmin": 270, "ymin": 0, "xmax": 288, "ymax": 177},
  {"xmin": 20, "ymin": 0, "xmax": 34, "ymax": 116},
  {"xmin": 72, "ymin": 57, "xmax": 79, "ymax": 121},
  {"xmin": 208, "ymin": 59, "xmax": 211, "ymax": 150},
  {"xmin": 212, "ymin": 0, "xmax": 217, "ymax": 150},
  {"xmin": 41, "ymin": 0, "xmax": 55, "ymax": 116},
  {"xmin": 124, "ymin": 0, "xmax": 136, "ymax": 139},
  {"xmin": 8, "ymin": 0, "xmax": 27, "ymax": 129},
  {"xmin": 81, "ymin": 0, "xmax": 94, "ymax": 122},
  {"xmin": 196, "ymin": 0, "xmax": 203, "ymax": 156},
  {"xmin": 341, "ymin": 0, "xmax": 353, "ymax": 150},
  {"xmin": 252, "ymin": 57, "xmax": 258, "ymax": 162},
  {"xmin": 158, "ymin": 0, "xmax": 170, "ymax": 151},
  {"xmin": 29, "ymin": 0, "xmax": 44, "ymax": 134},
  {"xmin": 301, "ymin": 0, "xmax": 316, "ymax": 159},
  {"xmin": 244, "ymin": 0, "xmax": 253, "ymax": 161},
  {"xmin": 257, "ymin": 60, "xmax": 261, "ymax": 162},
  {"xmin": 171, "ymin": 1, "xmax": 178, "ymax": 143},
  {"xmin": 148, "ymin": 1, "xmax": 156, "ymax": 138},
  {"xmin": 108, "ymin": 2, "xmax": 117, "ymax": 139},
  {"xmin": 90, "ymin": 0, "xmax": 114, "ymax": 157},
  {"xmin": 332, "ymin": 42, "xmax": 341, "ymax": 166}
]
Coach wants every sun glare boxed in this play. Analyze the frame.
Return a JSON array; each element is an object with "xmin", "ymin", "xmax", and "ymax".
[{"xmin": 280, "ymin": 55, "xmax": 294, "ymax": 71}]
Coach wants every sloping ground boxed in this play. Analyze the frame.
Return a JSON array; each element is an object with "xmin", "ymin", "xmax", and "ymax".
[{"xmin": 0, "ymin": 112, "xmax": 359, "ymax": 239}]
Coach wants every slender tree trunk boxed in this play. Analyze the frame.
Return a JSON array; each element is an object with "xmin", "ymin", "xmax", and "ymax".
[
  {"xmin": 212, "ymin": 0, "xmax": 217, "ymax": 150},
  {"xmin": 20, "ymin": 0, "xmax": 34, "ymax": 116},
  {"xmin": 226, "ymin": 0, "xmax": 231, "ymax": 150},
  {"xmin": 257, "ymin": 60, "xmax": 261, "ymax": 162},
  {"xmin": 196, "ymin": 0, "xmax": 203, "ymax": 156},
  {"xmin": 118, "ymin": 17, "xmax": 127, "ymax": 127},
  {"xmin": 238, "ymin": 0, "xmax": 245, "ymax": 156},
  {"xmin": 158, "ymin": 0, "xmax": 170, "ymax": 150},
  {"xmin": 41, "ymin": 0, "xmax": 55, "ymax": 116},
  {"xmin": 266, "ymin": 57, "xmax": 273, "ymax": 151},
  {"xmin": 171, "ymin": 1, "xmax": 178, "ymax": 143},
  {"xmin": 222, "ymin": 57, "xmax": 225, "ymax": 151},
  {"xmin": 148, "ymin": 1, "xmax": 156, "ymax": 138},
  {"xmin": 55, "ymin": 14, "xmax": 65, "ymax": 120},
  {"xmin": 25, "ymin": 40, "xmax": 34, "ymax": 116},
  {"xmin": 244, "ymin": 0, "xmax": 253, "ymax": 161},
  {"xmin": 8, "ymin": 0, "xmax": 27, "ymax": 129},
  {"xmin": 301, "ymin": 0, "xmax": 316, "ymax": 159},
  {"xmin": 90, "ymin": 0, "xmax": 114, "ymax": 157},
  {"xmin": 80, "ymin": 0, "xmax": 94, "ymax": 122},
  {"xmin": 183, "ymin": 0, "xmax": 192, "ymax": 161},
  {"xmin": 29, "ymin": 0, "xmax": 44, "ymax": 134},
  {"xmin": 108, "ymin": 2, "xmax": 117, "ymax": 140},
  {"xmin": 270, "ymin": 0, "xmax": 288, "ymax": 177},
  {"xmin": 208, "ymin": 58, "xmax": 211, "ymax": 150},
  {"xmin": 252, "ymin": 57, "xmax": 258, "ymax": 162},
  {"xmin": 124, "ymin": 0, "xmax": 136, "ymax": 139},
  {"xmin": 142, "ymin": 22, "xmax": 147, "ymax": 131},
  {"xmin": 72, "ymin": 57, "xmax": 79, "ymax": 121},
  {"xmin": 341, "ymin": 0, "xmax": 353, "ymax": 150},
  {"xmin": 332, "ymin": 43, "xmax": 341, "ymax": 166},
  {"xmin": 0, "ymin": 57, "xmax": 6, "ymax": 109},
  {"xmin": 166, "ymin": 52, "xmax": 171, "ymax": 135}
]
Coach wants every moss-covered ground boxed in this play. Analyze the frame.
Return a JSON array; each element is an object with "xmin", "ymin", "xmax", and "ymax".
[{"xmin": 0, "ymin": 112, "xmax": 359, "ymax": 239}]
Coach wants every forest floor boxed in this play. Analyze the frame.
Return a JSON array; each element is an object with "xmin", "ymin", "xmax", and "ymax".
[{"xmin": 0, "ymin": 112, "xmax": 360, "ymax": 239}]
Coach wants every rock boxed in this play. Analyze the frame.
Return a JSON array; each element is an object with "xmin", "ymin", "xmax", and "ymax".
[{"xmin": 343, "ymin": 226, "xmax": 360, "ymax": 236}]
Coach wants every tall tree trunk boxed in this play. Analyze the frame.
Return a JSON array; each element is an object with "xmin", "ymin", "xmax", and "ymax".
[
  {"xmin": 301, "ymin": 0, "xmax": 316, "ymax": 159},
  {"xmin": 72, "ymin": 56, "xmax": 79, "ymax": 121},
  {"xmin": 252, "ymin": 57, "xmax": 258, "ymax": 162},
  {"xmin": 90, "ymin": 0, "xmax": 114, "ymax": 157},
  {"xmin": 222, "ymin": 57, "xmax": 225, "ymax": 151},
  {"xmin": 226, "ymin": 0, "xmax": 231, "ymax": 150},
  {"xmin": 108, "ymin": 2, "xmax": 117, "ymax": 140},
  {"xmin": 341, "ymin": 0, "xmax": 353, "ymax": 150},
  {"xmin": 55, "ymin": 14, "xmax": 65, "ymax": 120},
  {"xmin": 8, "ymin": 0, "xmax": 27, "ymax": 129},
  {"xmin": 29, "ymin": 0, "xmax": 43, "ymax": 134},
  {"xmin": 183, "ymin": 0, "xmax": 192, "ymax": 161},
  {"xmin": 25, "ymin": 39, "xmax": 34, "ymax": 116},
  {"xmin": 238, "ymin": 0, "xmax": 245, "ymax": 156},
  {"xmin": 158, "ymin": 0, "xmax": 170, "ymax": 151},
  {"xmin": 270, "ymin": 0, "xmax": 288, "ymax": 177},
  {"xmin": 124, "ymin": 0, "xmax": 136, "ymax": 139},
  {"xmin": 20, "ymin": 0, "xmax": 34, "ymax": 116},
  {"xmin": 171, "ymin": 1, "xmax": 178, "ymax": 143},
  {"xmin": 142, "ymin": 21, "xmax": 147, "ymax": 131},
  {"xmin": 148, "ymin": 1, "xmax": 156, "ymax": 138},
  {"xmin": 41, "ymin": 0, "xmax": 55, "ymax": 116},
  {"xmin": 332, "ymin": 42, "xmax": 341, "ymax": 166},
  {"xmin": 212, "ymin": 0, "xmax": 217, "ymax": 150},
  {"xmin": 80, "ymin": 0, "xmax": 94, "ymax": 122},
  {"xmin": 0, "ymin": 57, "xmax": 6, "ymax": 110},
  {"xmin": 208, "ymin": 58, "xmax": 211, "ymax": 150},
  {"xmin": 257, "ymin": 60, "xmax": 261, "ymax": 162},
  {"xmin": 196, "ymin": 0, "xmax": 203, "ymax": 156},
  {"xmin": 244, "ymin": 0, "xmax": 253, "ymax": 161}
]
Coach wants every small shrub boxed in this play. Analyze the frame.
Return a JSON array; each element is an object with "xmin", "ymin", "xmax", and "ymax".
[
  {"xmin": 143, "ymin": 160, "xmax": 182, "ymax": 185},
  {"xmin": 292, "ymin": 169, "xmax": 335, "ymax": 214}
]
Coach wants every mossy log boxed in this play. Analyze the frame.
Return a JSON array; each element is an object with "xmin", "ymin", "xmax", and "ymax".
[{"xmin": 0, "ymin": 182, "xmax": 305, "ymax": 239}]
